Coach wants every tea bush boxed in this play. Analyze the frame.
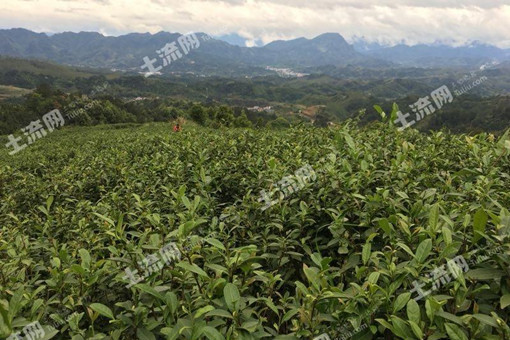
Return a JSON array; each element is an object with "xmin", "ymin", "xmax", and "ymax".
[{"xmin": 0, "ymin": 122, "xmax": 509, "ymax": 339}]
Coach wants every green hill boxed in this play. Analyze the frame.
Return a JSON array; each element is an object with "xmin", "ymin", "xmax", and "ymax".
[{"xmin": 0, "ymin": 56, "xmax": 114, "ymax": 89}]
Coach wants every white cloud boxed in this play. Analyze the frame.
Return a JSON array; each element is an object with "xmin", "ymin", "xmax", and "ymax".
[{"xmin": 1, "ymin": 0, "xmax": 509, "ymax": 48}]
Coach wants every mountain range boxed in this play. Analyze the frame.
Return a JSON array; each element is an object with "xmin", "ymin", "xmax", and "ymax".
[
  {"xmin": 359, "ymin": 42, "xmax": 510, "ymax": 67},
  {"xmin": 0, "ymin": 28, "xmax": 509, "ymax": 76}
]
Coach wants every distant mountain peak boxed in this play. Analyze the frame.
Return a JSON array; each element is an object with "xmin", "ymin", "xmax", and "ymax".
[
  {"xmin": 58, "ymin": 31, "xmax": 104, "ymax": 37},
  {"xmin": 313, "ymin": 32, "xmax": 348, "ymax": 43},
  {"xmin": 216, "ymin": 33, "xmax": 263, "ymax": 47}
]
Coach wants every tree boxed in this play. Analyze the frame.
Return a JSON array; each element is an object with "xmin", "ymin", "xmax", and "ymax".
[
  {"xmin": 207, "ymin": 107, "xmax": 218, "ymax": 121},
  {"xmin": 234, "ymin": 112, "xmax": 252, "ymax": 128},
  {"xmin": 35, "ymin": 83, "xmax": 53, "ymax": 97},
  {"xmin": 217, "ymin": 105, "xmax": 235, "ymax": 127},
  {"xmin": 314, "ymin": 107, "xmax": 334, "ymax": 127},
  {"xmin": 267, "ymin": 117, "xmax": 290, "ymax": 128},
  {"xmin": 255, "ymin": 118, "xmax": 266, "ymax": 128},
  {"xmin": 190, "ymin": 104, "xmax": 208, "ymax": 125}
]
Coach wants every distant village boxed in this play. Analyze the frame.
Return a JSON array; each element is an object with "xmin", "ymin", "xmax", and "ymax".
[
  {"xmin": 247, "ymin": 105, "xmax": 274, "ymax": 113},
  {"xmin": 265, "ymin": 66, "xmax": 309, "ymax": 78}
]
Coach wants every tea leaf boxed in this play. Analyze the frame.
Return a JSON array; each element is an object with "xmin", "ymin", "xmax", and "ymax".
[
  {"xmin": 445, "ymin": 323, "xmax": 468, "ymax": 340},
  {"xmin": 473, "ymin": 208, "xmax": 488, "ymax": 244},
  {"xmin": 89, "ymin": 303, "xmax": 114, "ymax": 319},
  {"xmin": 415, "ymin": 239, "xmax": 432, "ymax": 263},
  {"xmin": 224, "ymin": 283, "xmax": 241, "ymax": 312}
]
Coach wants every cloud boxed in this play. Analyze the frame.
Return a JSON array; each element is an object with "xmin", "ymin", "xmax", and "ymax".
[{"xmin": 0, "ymin": 0, "xmax": 509, "ymax": 48}]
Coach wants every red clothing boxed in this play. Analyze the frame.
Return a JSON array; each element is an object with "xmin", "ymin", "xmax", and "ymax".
[{"xmin": 173, "ymin": 125, "xmax": 181, "ymax": 132}]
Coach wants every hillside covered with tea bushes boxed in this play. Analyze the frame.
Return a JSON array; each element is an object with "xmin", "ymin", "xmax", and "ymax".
[{"xmin": 1, "ymin": 122, "xmax": 510, "ymax": 340}]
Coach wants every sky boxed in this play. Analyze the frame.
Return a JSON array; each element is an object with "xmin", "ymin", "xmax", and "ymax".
[{"xmin": 2, "ymin": 0, "xmax": 510, "ymax": 48}]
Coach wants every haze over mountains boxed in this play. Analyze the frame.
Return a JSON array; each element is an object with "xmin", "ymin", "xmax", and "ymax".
[{"xmin": 0, "ymin": 28, "xmax": 509, "ymax": 76}]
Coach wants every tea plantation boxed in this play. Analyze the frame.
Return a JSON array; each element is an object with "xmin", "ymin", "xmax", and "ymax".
[{"xmin": 1, "ymin": 122, "xmax": 509, "ymax": 339}]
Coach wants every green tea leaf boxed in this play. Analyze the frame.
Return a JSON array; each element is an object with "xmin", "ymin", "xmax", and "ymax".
[
  {"xmin": 78, "ymin": 249, "xmax": 91, "ymax": 270},
  {"xmin": 89, "ymin": 303, "xmax": 114, "ymax": 319},
  {"xmin": 137, "ymin": 328, "xmax": 156, "ymax": 340},
  {"xmin": 407, "ymin": 299, "xmax": 420, "ymax": 324},
  {"xmin": 429, "ymin": 204, "xmax": 440, "ymax": 232},
  {"xmin": 202, "ymin": 326, "xmax": 225, "ymax": 340},
  {"xmin": 501, "ymin": 294, "xmax": 510, "ymax": 309},
  {"xmin": 393, "ymin": 293, "xmax": 411, "ymax": 313},
  {"xmin": 362, "ymin": 242, "xmax": 371, "ymax": 265},
  {"xmin": 473, "ymin": 208, "xmax": 488, "ymax": 244},
  {"xmin": 415, "ymin": 239, "xmax": 432, "ymax": 263},
  {"xmin": 445, "ymin": 323, "xmax": 468, "ymax": 340},
  {"xmin": 194, "ymin": 306, "xmax": 215, "ymax": 319},
  {"xmin": 177, "ymin": 262, "xmax": 209, "ymax": 278},
  {"xmin": 223, "ymin": 283, "xmax": 241, "ymax": 312},
  {"xmin": 472, "ymin": 314, "xmax": 498, "ymax": 328}
]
